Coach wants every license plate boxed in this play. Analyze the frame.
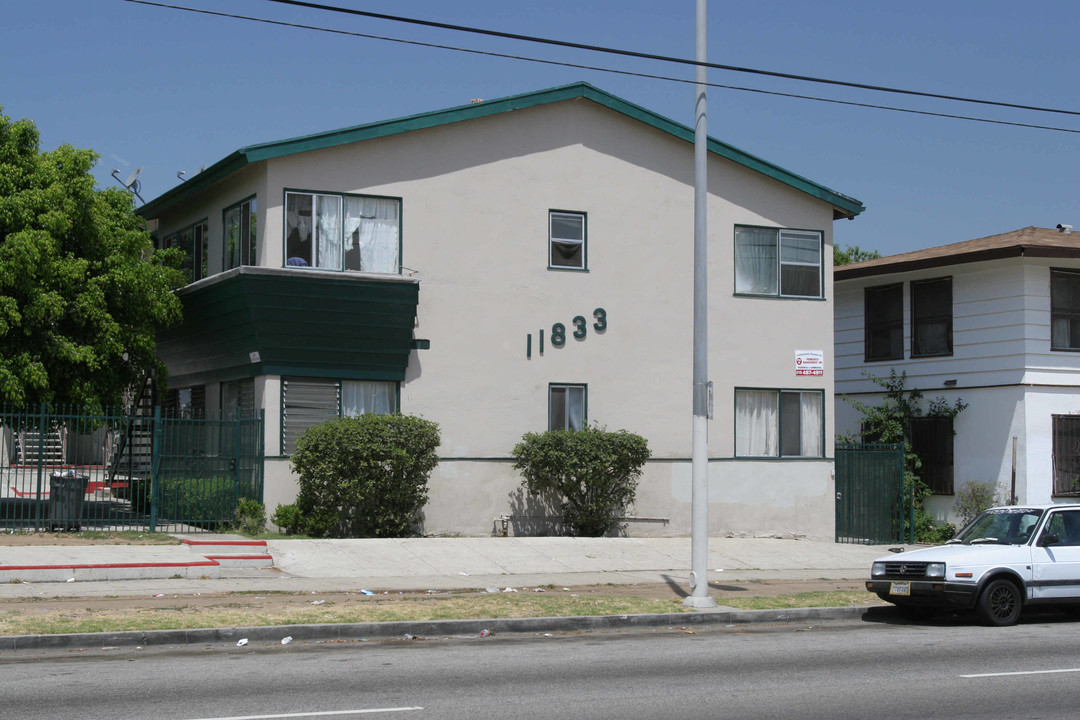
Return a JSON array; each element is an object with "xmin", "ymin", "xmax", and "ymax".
[{"xmin": 890, "ymin": 581, "xmax": 911, "ymax": 596}]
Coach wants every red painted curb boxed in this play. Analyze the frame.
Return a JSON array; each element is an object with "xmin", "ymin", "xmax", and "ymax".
[
  {"xmin": 202, "ymin": 555, "xmax": 273, "ymax": 561},
  {"xmin": 0, "ymin": 560, "xmax": 220, "ymax": 571},
  {"xmin": 181, "ymin": 539, "xmax": 267, "ymax": 547}
]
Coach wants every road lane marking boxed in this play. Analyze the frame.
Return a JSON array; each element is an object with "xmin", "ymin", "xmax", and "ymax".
[
  {"xmin": 960, "ymin": 668, "xmax": 1080, "ymax": 678},
  {"xmin": 181, "ymin": 708, "xmax": 423, "ymax": 720}
]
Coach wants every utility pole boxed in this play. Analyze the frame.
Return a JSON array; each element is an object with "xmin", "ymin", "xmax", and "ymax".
[{"xmin": 685, "ymin": 0, "xmax": 716, "ymax": 609}]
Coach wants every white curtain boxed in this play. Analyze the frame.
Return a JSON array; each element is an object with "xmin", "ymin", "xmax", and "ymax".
[
  {"xmin": 315, "ymin": 195, "xmax": 342, "ymax": 270},
  {"xmin": 735, "ymin": 389, "xmax": 778, "ymax": 456},
  {"xmin": 799, "ymin": 392, "xmax": 823, "ymax": 457},
  {"xmin": 567, "ymin": 386, "xmax": 585, "ymax": 430},
  {"xmin": 342, "ymin": 381, "xmax": 396, "ymax": 416},
  {"xmin": 735, "ymin": 228, "xmax": 777, "ymax": 294},
  {"xmin": 344, "ymin": 197, "xmax": 400, "ymax": 273}
]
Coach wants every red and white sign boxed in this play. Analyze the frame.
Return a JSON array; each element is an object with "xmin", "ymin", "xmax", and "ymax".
[{"xmin": 795, "ymin": 350, "xmax": 824, "ymax": 376}]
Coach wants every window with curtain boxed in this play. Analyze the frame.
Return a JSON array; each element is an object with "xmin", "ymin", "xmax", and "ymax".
[
  {"xmin": 224, "ymin": 198, "xmax": 256, "ymax": 270},
  {"xmin": 734, "ymin": 226, "xmax": 822, "ymax": 298},
  {"xmin": 286, "ymin": 191, "xmax": 401, "ymax": 273},
  {"xmin": 1051, "ymin": 269, "xmax": 1080, "ymax": 351},
  {"xmin": 549, "ymin": 210, "xmax": 586, "ymax": 270},
  {"xmin": 865, "ymin": 283, "xmax": 903, "ymax": 361},
  {"xmin": 735, "ymin": 388, "xmax": 823, "ymax": 457},
  {"xmin": 911, "ymin": 277, "xmax": 952, "ymax": 357},
  {"xmin": 281, "ymin": 378, "xmax": 397, "ymax": 454},
  {"xmin": 549, "ymin": 384, "xmax": 586, "ymax": 431}
]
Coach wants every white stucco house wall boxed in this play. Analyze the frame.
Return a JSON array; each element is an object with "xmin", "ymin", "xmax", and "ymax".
[
  {"xmin": 140, "ymin": 82, "xmax": 864, "ymax": 540},
  {"xmin": 835, "ymin": 226, "xmax": 1080, "ymax": 525}
]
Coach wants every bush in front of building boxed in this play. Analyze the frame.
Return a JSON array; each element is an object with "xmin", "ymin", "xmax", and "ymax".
[
  {"xmin": 511, "ymin": 425, "xmax": 650, "ymax": 537},
  {"xmin": 289, "ymin": 413, "xmax": 441, "ymax": 538}
]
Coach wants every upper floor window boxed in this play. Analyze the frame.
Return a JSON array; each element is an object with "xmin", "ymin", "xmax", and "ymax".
[
  {"xmin": 161, "ymin": 219, "xmax": 208, "ymax": 282},
  {"xmin": 734, "ymin": 388, "xmax": 823, "ymax": 458},
  {"xmin": 1051, "ymin": 269, "xmax": 1080, "ymax": 351},
  {"xmin": 224, "ymin": 197, "xmax": 257, "ymax": 270},
  {"xmin": 911, "ymin": 277, "xmax": 952, "ymax": 357},
  {"xmin": 864, "ymin": 283, "xmax": 903, "ymax": 362},
  {"xmin": 549, "ymin": 210, "xmax": 586, "ymax": 270},
  {"xmin": 285, "ymin": 191, "xmax": 400, "ymax": 273},
  {"xmin": 734, "ymin": 226, "xmax": 823, "ymax": 298},
  {"xmin": 549, "ymin": 383, "xmax": 586, "ymax": 431}
]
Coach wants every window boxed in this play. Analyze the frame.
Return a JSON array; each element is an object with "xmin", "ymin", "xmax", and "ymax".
[
  {"xmin": 1053, "ymin": 415, "xmax": 1080, "ymax": 496},
  {"xmin": 163, "ymin": 385, "xmax": 205, "ymax": 418},
  {"xmin": 549, "ymin": 211, "xmax": 586, "ymax": 270},
  {"xmin": 281, "ymin": 378, "xmax": 397, "ymax": 454},
  {"xmin": 285, "ymin": 191, "xmax": 400, "ymax": 273},
  {"xmin": 161, "ymin": 220, "xmax": 208, "ymax": 282},
  {"xmin": 735, "ymin": 388, "xmax": 823, "ymax": 457},
  {"xmin": 221, "ymin": 378, "xmax": 255, "ymax": 420},
  {"xmin": 224, "ymin": 198, "xmax": 257, "ymax": 270},
  {"xmin": 549, "ymin": 384, "xmax": 586, "ymax": 431},
  {"xmin": 1051, "ymin": 269, "xmax": 1080, "ymax": 351},
  {"xmin": 908, "ymin": 416, "xmax": 954, "ymax": 494},
  {"xmin": 911, "ymin": 277, "xmax": 952, "ymax": 357},
  {"xmin": 864, "ymin": 283, "xmax": 903, "ymax": 362},
  {"xmin": 734, "ymin": 226, "xmax": 823, "ymax": 298}
]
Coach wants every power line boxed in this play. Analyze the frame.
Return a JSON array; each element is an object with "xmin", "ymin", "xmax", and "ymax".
[
  {"xmin": 123, "ymin": 0, "xmax": 1080, "ymax": 134},
  {"xmin": 258, "ymin": 0, "xmax": 1080, "ymax": 120}
]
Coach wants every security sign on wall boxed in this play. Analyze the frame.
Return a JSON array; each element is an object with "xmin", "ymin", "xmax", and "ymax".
[{"xmin": 795, "ymin": 349, "xmax": 824, "ymax": 376}]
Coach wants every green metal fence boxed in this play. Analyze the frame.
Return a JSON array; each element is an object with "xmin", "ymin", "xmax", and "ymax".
[
  {"xmin": 835, "ymin": 442, "xmax": 907, "ymax": 544},
  {"xmin": 0, "ymin": 404, "xmax": 263, "ymax": 533}
]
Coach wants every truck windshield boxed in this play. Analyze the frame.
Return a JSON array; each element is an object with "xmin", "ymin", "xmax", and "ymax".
[{"xmin": 949, "ymin": 508, "xmax": 1044, "ymax": 545}]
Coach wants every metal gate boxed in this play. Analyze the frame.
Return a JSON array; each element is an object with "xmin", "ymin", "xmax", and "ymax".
[
  {"xmin": 835, "ymin": 443, "xmax": 906, "ymax": 544},
  {"xmin": 0, "ymin": 405, "xmax": 263, "ymax": 533}
]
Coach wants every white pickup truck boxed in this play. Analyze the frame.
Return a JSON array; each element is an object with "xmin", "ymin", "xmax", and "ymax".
[{"xmin": 866, "ymin": 504, "xmax": 1080, "ymax": 625}]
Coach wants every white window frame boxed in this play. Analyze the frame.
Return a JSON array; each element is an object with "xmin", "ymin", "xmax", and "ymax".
[
  {"xmin": 734, "ymin": 226, "xmax": 823, "ymax": 299},
  {"xmin": 735, "ymin": 388, "xmax": 824, "ymax": 458},
  {"xmin": 281, "ymin": 378, "xmax": 398, "ymax": 455},
  {"xmin": 549, "ymin": 383, "xmax": 586, "ymax": 431},
  {"xmin": 549, "ymin": 210, "xmax": 586, "ymax": 270},
  {"xmin": 285, "ymin": 191, "xmax": 401, "ymax": 273}
]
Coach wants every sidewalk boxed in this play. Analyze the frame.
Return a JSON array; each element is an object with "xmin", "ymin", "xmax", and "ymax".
[{"xmin": 0, "ymin": 534, "xmax": 898, "ymax": 598}]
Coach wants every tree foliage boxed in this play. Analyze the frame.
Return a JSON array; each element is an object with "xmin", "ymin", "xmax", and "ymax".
[
  {"xmin": 840, "ymin": 370, "xmax": 966, "ymax": 543},
  {"xmin": 834, "ymin": 244, "xmax": 881, "ymax": 267},
  {"xmin": 0, "ymin": 109, "xmax": 185, "ymax": 408},
  {"xmin": 511, "ymin": 425, "xmax": 651, "ymax": 537},
  {"xmin": 289, "ymin": 414, "xmax": 441, "ymax": 538}
]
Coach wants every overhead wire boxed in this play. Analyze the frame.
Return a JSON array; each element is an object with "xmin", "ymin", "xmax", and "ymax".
[{"xmin": 123, "ymin": 0, "xmax": 1080, "ymax": 134}]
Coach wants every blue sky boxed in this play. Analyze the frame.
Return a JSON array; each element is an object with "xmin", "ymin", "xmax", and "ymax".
[{"xmin": 4, "ymin": 0, "xmax": 1078, "ymax": 256}]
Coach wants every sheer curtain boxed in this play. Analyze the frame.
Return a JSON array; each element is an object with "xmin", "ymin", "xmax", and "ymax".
[
  {"xmin": 342, "ymin": 381, "xmax": 396, "ymax": 416},
  {"xmin": 344, "ymin": 197, "xmax": 400, "ymax": 273},
  {"xmin": 315, "ymin": 195, "xmax": 342, "ymax": 270},
  {"xmin": 735, "ymin": 228, "xmax": 778, "ymax": 294},
  {"xmin": 799, "ymin": 392, "xmax": 823, "ymax": 457},
  {"xmin": 735, "ymin": 390, "xmax": 778, "ymax": 456}
]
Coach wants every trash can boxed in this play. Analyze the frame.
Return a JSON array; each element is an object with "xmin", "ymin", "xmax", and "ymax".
[{"xmin": 49, "ymin": 471, "xmax": 89, "ymax": 532}]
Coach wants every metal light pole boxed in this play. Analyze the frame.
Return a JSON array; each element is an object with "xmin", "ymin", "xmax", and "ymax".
[{"xmin": 684, "ymin": 0, "xmax": 716, "ymax": 609}]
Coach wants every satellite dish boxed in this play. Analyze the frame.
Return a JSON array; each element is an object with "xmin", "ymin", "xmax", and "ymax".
[{"xmin": 122, "ymin": 167, "xmax": 143, "ymax": 189}]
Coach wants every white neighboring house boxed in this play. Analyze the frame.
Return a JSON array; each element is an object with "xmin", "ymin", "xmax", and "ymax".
[
  {"xmin": 835, "ymin": 226, "xmax": 1080, "ymax": 524},
  {"xmin": 141, "ymin": 82, "xmax": 864, "ymax": 539}
]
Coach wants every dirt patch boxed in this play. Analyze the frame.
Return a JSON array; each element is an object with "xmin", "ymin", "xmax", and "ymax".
[{"xmin": 0, "ymin": 532, "xmax": 178, "ymax": 546}]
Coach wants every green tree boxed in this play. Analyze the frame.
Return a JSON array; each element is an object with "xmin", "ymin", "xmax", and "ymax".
[
  {"xmin": 834, "ymin": 244, "xmax": 881, "ymax": 266},
  {"xmin": 840, "ymin": 370, "xmax": 966, "ymax": 543},
  {"xmin": 0, "ymin": 110, "xmax": 184, "ymax": 408},
  {"xmin": 512, "ymin": 425, "xmax": 651, "ymax": 537}
]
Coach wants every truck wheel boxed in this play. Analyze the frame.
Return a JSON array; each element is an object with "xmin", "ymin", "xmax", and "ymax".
[{"xmin": 976, "ymin": 579, "xmax": 1022, "ymax": 626}]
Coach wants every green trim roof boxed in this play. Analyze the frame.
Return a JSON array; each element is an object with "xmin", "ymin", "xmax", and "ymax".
[{"xmin": 140, "ymin": 82, "xmax": 864, "ymax": 219}]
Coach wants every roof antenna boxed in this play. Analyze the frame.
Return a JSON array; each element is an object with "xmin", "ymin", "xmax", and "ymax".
[{"xmin": 111, "ymin": 166, "xmax": 145, "ymax": 204}]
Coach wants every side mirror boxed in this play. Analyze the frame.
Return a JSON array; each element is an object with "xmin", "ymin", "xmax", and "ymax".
[{"xmin": 1038, "ymin": 533, "xmax": 1060, "ymax": 547}]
